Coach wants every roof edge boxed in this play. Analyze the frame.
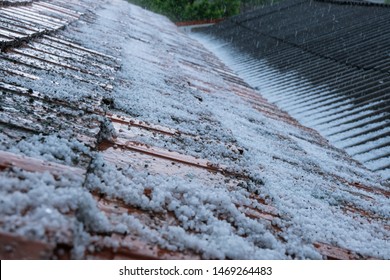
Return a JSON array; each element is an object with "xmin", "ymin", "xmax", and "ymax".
[
  {"xmin": 0, "ymin": 0, "xmax": 33, "ymax": 8},
  {"xmin": 315, "ymin": 0, "xmax": 390, "ymax": 8}
]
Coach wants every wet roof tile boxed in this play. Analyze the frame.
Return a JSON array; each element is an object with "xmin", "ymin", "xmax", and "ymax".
[{"xmin": 0, "ymin": 0, "xmax": 389, "ymax": 260}]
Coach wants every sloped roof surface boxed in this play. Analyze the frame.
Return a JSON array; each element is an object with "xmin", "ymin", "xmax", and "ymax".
[
  {"xmin": 0, "ymin": 0, "xmax": 389, "ymax": 259},
  {"xmin": 197, "ymin": 0, "xmax": 390, "ymax": 179}
]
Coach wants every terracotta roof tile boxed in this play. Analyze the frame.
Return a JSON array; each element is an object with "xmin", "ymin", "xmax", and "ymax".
[{"xmin": 0, "ymin": 0, "xmax": 388, "ymax": 260}]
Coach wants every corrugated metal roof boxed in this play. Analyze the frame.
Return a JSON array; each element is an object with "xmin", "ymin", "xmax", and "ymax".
[
  {"xmin": 196, "ymin": 0, "xmax": 390, "ymax": 179},
  {"xmin": 0, "ymin": 0, "xmax": 389, "ymax": 260}
]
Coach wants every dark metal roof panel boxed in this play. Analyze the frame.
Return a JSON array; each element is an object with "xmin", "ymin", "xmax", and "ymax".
[{"xmin": 198, "ymin": 0, "xmax": 390, "ymax": 179}]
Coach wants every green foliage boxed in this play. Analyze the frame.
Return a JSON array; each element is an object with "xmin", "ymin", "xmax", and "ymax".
[
  {"xmin": 127, "ymin": 0, "xmax": 240, "ymax": 21},
  {"xmin": 127, "ymin": 0, "xmax": 283, "ymax": 21}
]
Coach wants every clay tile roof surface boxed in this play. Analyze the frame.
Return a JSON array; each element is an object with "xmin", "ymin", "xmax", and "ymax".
[{"xmin": 0, "ymin": 0, "xmax": 389, "ymax": 260}]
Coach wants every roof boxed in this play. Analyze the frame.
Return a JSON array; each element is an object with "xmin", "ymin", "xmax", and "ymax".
[
  {"xmin": 196, "ymin": 0, "xmax": 390, "ymax": 180},
  {"xmin": 0, "ymin": 0, "xmax": 389, "ymax": 260}
]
